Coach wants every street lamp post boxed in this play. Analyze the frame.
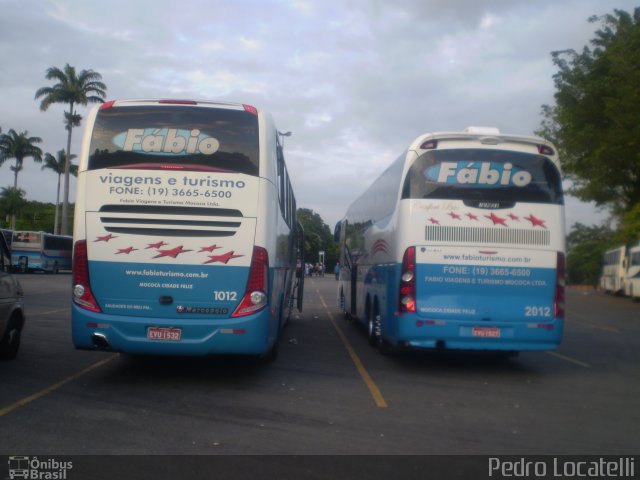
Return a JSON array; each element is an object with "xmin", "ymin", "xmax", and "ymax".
[{"xmin": 278, "ymin": 130, "xmax": 292, "ymax": 148}]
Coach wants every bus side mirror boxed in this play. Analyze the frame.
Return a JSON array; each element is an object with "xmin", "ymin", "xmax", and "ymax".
[{"xmin": 334, "ymin": 222, "xmax": 341, "ymax": 243}]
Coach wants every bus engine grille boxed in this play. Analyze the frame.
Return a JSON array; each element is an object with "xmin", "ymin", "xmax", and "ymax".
[
  {"xmin": 98, "ymin": 205, "xmax": 243, "ymax": 237},
  {"xmin": 425, "ymin": 225, "xmax": 550, "ymax": 246}
]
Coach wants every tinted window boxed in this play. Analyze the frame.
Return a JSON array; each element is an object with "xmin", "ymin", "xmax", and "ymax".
[
  {"xmin": 402, "ymin": 149, "xmax": 563, "ymax": 205},
  {"xmin": 88, "ymin": 106, "xmax": 259, "ymax": 175},
  {"xmin": 12, "ymin": 232, "xmax": 41, "ymax": 244}
]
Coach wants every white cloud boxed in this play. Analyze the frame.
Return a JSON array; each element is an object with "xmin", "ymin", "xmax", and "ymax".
[{"xmin": 0, "ymin": 0, "xmax": 635, "ymax": 230}]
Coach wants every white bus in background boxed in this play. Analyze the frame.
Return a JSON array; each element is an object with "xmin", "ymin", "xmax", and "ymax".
[
  {"xmin": 623, "ymin": 241, "xmax": 640, "ymax": 301},
  {"xmin": 336, "ymin": 127, "xmax": 566, "ymax": 355},
  {"xmin": 599, "ymin": 245, "xmax": 627, "ymax": 295},
  {"xmin": 71, "ymin": 99, "xmax": 304, "ymax": 360},
  {"xmin": 11, "ymin": 231, "xmax": 72, "ymax": 273}
]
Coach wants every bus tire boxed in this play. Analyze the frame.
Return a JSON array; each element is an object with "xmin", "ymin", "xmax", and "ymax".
[
  {"xmin": 379, "ymin": 339, "xmax": 396, "ymax": 356},
  {"xmin": 368, "ymin": 302, "xmax": 381, "ymax": 347},
  {"xmin": 0, "ymin": 315, "xmax": 22, "ymax": 360},
  {"xmin": 367, "ymin": 317, "xmax": 378, "ymax": 347},
  {"xmin": 259, "ymin": 342, "xmax": 279, "ymax": 364}
]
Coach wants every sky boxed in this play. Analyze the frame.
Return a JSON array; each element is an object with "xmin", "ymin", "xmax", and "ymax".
[{"xmin": 1, "ymin": 0, "xmax": 634, "ymax": 231}]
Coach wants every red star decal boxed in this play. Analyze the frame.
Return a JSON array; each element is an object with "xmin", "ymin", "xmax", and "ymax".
[
  {"xmin": 448, "ymin": 212, "xmax": 462, "ymax": 220},
  {"xmin": 199, "ymin": 244, "xmax": 221, "ymax": 253},
  {"xmin": 153, "ymin": 246, "xmax": 192, "ymax": 259},
  {"xmin": 95, "ymin": 234, "xmax": 117, "ymax": 242},
  {"xmin": 428, "ymin": 217, "xmax": 440, "ymax": 225},
  {"xmin": 466, "ymin": 213, "xmax": 479, "ymax": 221},
  {"xmin": 485, "ymin": 212, "xmax": 508, "ymax": 227},
  {"xmin": 116, "ymin": 246, "xmax": 137, "ymax": 255},
  {"xmin": 508, "ymin": 213, "xmax": 520, "ymax": 221},
  {"xmin": 525, "ymin": 214, "xmax": 547, "ymax": 228},
  {"xmin": 146, "ymin": 241, "xmax": 168, "ymax": 249},
  {"xmin": 204, "ymin": 251, "xmax": 244, "ymax": 264}
]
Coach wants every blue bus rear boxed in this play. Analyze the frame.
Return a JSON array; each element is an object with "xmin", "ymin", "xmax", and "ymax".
[
  {"xmin": 339, "ymin": 129, "xmax": 566, "ymax": 354},
  {"xmin": 72, "ymin": 100, "xmax": 296, "ymax": 357}
]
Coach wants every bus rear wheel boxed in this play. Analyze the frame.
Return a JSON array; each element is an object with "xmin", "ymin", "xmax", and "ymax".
[
  {"xmin": 367, "ymin": 316, "xmax": 378, "ymax": 347},
  {"xmin": 0, "ymin": 316, "xmax": 22, "ymax": 360}
]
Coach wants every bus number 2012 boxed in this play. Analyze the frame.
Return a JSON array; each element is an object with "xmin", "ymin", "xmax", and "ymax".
[
  {"xmin": 524, "ymin": 306, "xmax": 552, "ymax": 317},
  {"xmin": 214, "ymin": 291, "xmax": 238, "ymax": 301}
]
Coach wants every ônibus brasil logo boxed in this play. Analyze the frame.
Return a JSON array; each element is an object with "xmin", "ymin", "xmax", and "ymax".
[
  {"xmin": 7, "ymin": 456, "xmax": 73, "ymax": 479},
  {"xmin": 113, "ymin": 128, "xmax": 220, "ymax": 156},
  {"xmin": 426, "ymin": 161, "xmax": 533, "ymax": 187}
]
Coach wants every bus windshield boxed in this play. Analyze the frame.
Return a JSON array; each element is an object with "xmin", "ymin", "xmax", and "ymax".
[
  {"xmin": 402, "ymin": 149, "xmax": 563, "ymax": 205},
  {"xmin": 12, "ymin": 232, "xmax": 41, "ymax": 244},
  {"xmin": 88, "ymin": 105, "xmax": 260, "ymax": 175}
]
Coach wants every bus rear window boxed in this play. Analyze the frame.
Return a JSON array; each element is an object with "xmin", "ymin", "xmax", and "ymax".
[
  {"xmin": 402, "ymin": 149, "xmax": 563, "ymax": 205},
  {"xmin": 88, "ymin": 105, "xmax": 259, "ymax": 175}
]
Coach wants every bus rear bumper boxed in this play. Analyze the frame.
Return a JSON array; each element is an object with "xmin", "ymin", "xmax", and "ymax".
[
  {"xmin": 71, "ymin": 305, "xmax": 275, "ymax": 356},
  {"xmin": 391, "ymin": 317, "xmax": 564, "ymax": 352}
]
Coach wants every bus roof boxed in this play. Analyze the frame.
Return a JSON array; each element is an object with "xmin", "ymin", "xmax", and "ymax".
[
  {"xmin": 97, "ymin": 99, "xmax": 261, "ymax": 114},
  {"xmin": 409, "ymin": 127, "xmax": 559, "ymax": 166}
]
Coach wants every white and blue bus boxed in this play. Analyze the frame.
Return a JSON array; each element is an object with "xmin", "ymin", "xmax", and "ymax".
[
  {"xmin": 11, "ymin": 231, "xmax": 72, "ymax": 273},
  {"xmin": 72, "ymin": 99, "xmax": 304, "ymax": 359},
  {"xmin": 599, "ymin": 245, "xmax": 627, "ymax": 295},
  {"xmin": 336, "ymin": 127, "xmax": 566, "ymax": 355},
  {"xmin": 624, "ymin": 241, "xmax": 640, "ymax": 301}
]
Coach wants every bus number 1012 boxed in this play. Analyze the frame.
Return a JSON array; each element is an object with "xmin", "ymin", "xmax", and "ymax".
[{"xmin": 214, "ymin": 291, "xmax": 238, "ymax": 301}]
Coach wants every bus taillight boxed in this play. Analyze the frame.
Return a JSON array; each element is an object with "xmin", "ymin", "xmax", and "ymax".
[
  {"xmin": 243, "ymin": 104, "xmax": 258, "ymax": 116},
  {"xmin": 233, "ymin": 246, "xmax": 269, "ymax": 317},
  {"xmin": 554, "ymin": 252, "xmax": 565, "ymax": 319},
  {"xmin": 72, "ymin": 240, "xmax": 101, "ymax": 313},
  {"xmin": 399, "ymin": 247, "xmax": 416, "ymax": 314}
]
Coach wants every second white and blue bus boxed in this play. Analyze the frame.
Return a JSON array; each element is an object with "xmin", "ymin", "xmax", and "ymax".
[
  {"xmin": 624, "ymin": 241, "xmax": 640, "ymax": 301},
  {"xmin": 72, "ymin": 99, "xmax": 304, "ymax": 360},
  {"xmin": 336, "ymin": 127, "xmax": 566, "ymax": 355},
  {"xmin": 11, "ymin": 231, "xmax": 72, "ymax": 273},
  {"xmin": 599, "ymin": 245, "xmax": 628, "ymax": 296}
]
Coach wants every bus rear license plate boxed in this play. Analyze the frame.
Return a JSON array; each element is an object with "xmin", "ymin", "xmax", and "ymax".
[
  {"xmin": 472, "ymin": 327, "xmax": 501, "ymax": 338},
  {"xmin": 147, "ymin": 327, "xmax": 182, "ymax": 341}
]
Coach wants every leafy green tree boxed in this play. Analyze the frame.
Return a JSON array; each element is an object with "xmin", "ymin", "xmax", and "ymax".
[
  {"xmin": 614, "ymin": 203, "xmax": 640, "ymax": 245},
  {"xmin": 0, "ymin": 187, "xmax": 27, "ymax": 230},
  {"xmin": 35, "ymin": 63, "xmax": 107, "ymax": 235},
  {"xmin": 42, "ymin": 150, "xmax": 78, "ymax": 235},
  {"xmin": 565, "ymin": 223, "xmax": 614, "ymax": 285},
  {"xmin": 296, "ymin": 208, "xmax": 339, "ymax": 271},
  {"xmin": 538, "ymin": 8, "xmax": 640, "ymax": 217},
  {"xmin": 567, "ymin": 241, "xmax": 608, "ymax": 286},
  {"xmin": 566, "ymin": 222, "xmax": 614, "ymax": 250},
  {"xmin": 13, "ymin": 200, "xmax": 58, "ymax": 232},
  {"xmin": 0, "ymin": 129, "xmax": 43, "ymax": 188}
]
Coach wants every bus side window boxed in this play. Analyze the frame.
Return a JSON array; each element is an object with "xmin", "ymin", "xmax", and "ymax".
[{"xmin": 277, "ymin": 144, "xmax": 286, "ymax": 219}]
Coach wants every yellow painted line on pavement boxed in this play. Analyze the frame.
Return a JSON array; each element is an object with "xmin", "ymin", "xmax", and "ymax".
[
  {"xmin": 546, "ymin": 351, "xmax": 590, "ymax": 368},
  {"xmin": 0, "ymin": 354, "xmax": 119, "ymax": 418},
  {"xmin": 314, "ymin": 284, "xmax": 388, "ymax": 409}
]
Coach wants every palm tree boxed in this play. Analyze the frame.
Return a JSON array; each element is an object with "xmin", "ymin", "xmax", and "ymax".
[
  {"xmin": 0, "ymin": 187, "xmax": 27, "ymax": 230},
  {"xmin": 64, "ymin": 111, "xmax": 82, "ymax": 132},
  {"xmin": 35, "ymin": 63, "xmax": 107, "ymax": 235},
  {"xmin": 42, "ymin": 150, "xmax": 78, "ymax": 235},
  {"xmin": 0, "ymin": 129, "xmax": 43, "ymax": 188}
]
